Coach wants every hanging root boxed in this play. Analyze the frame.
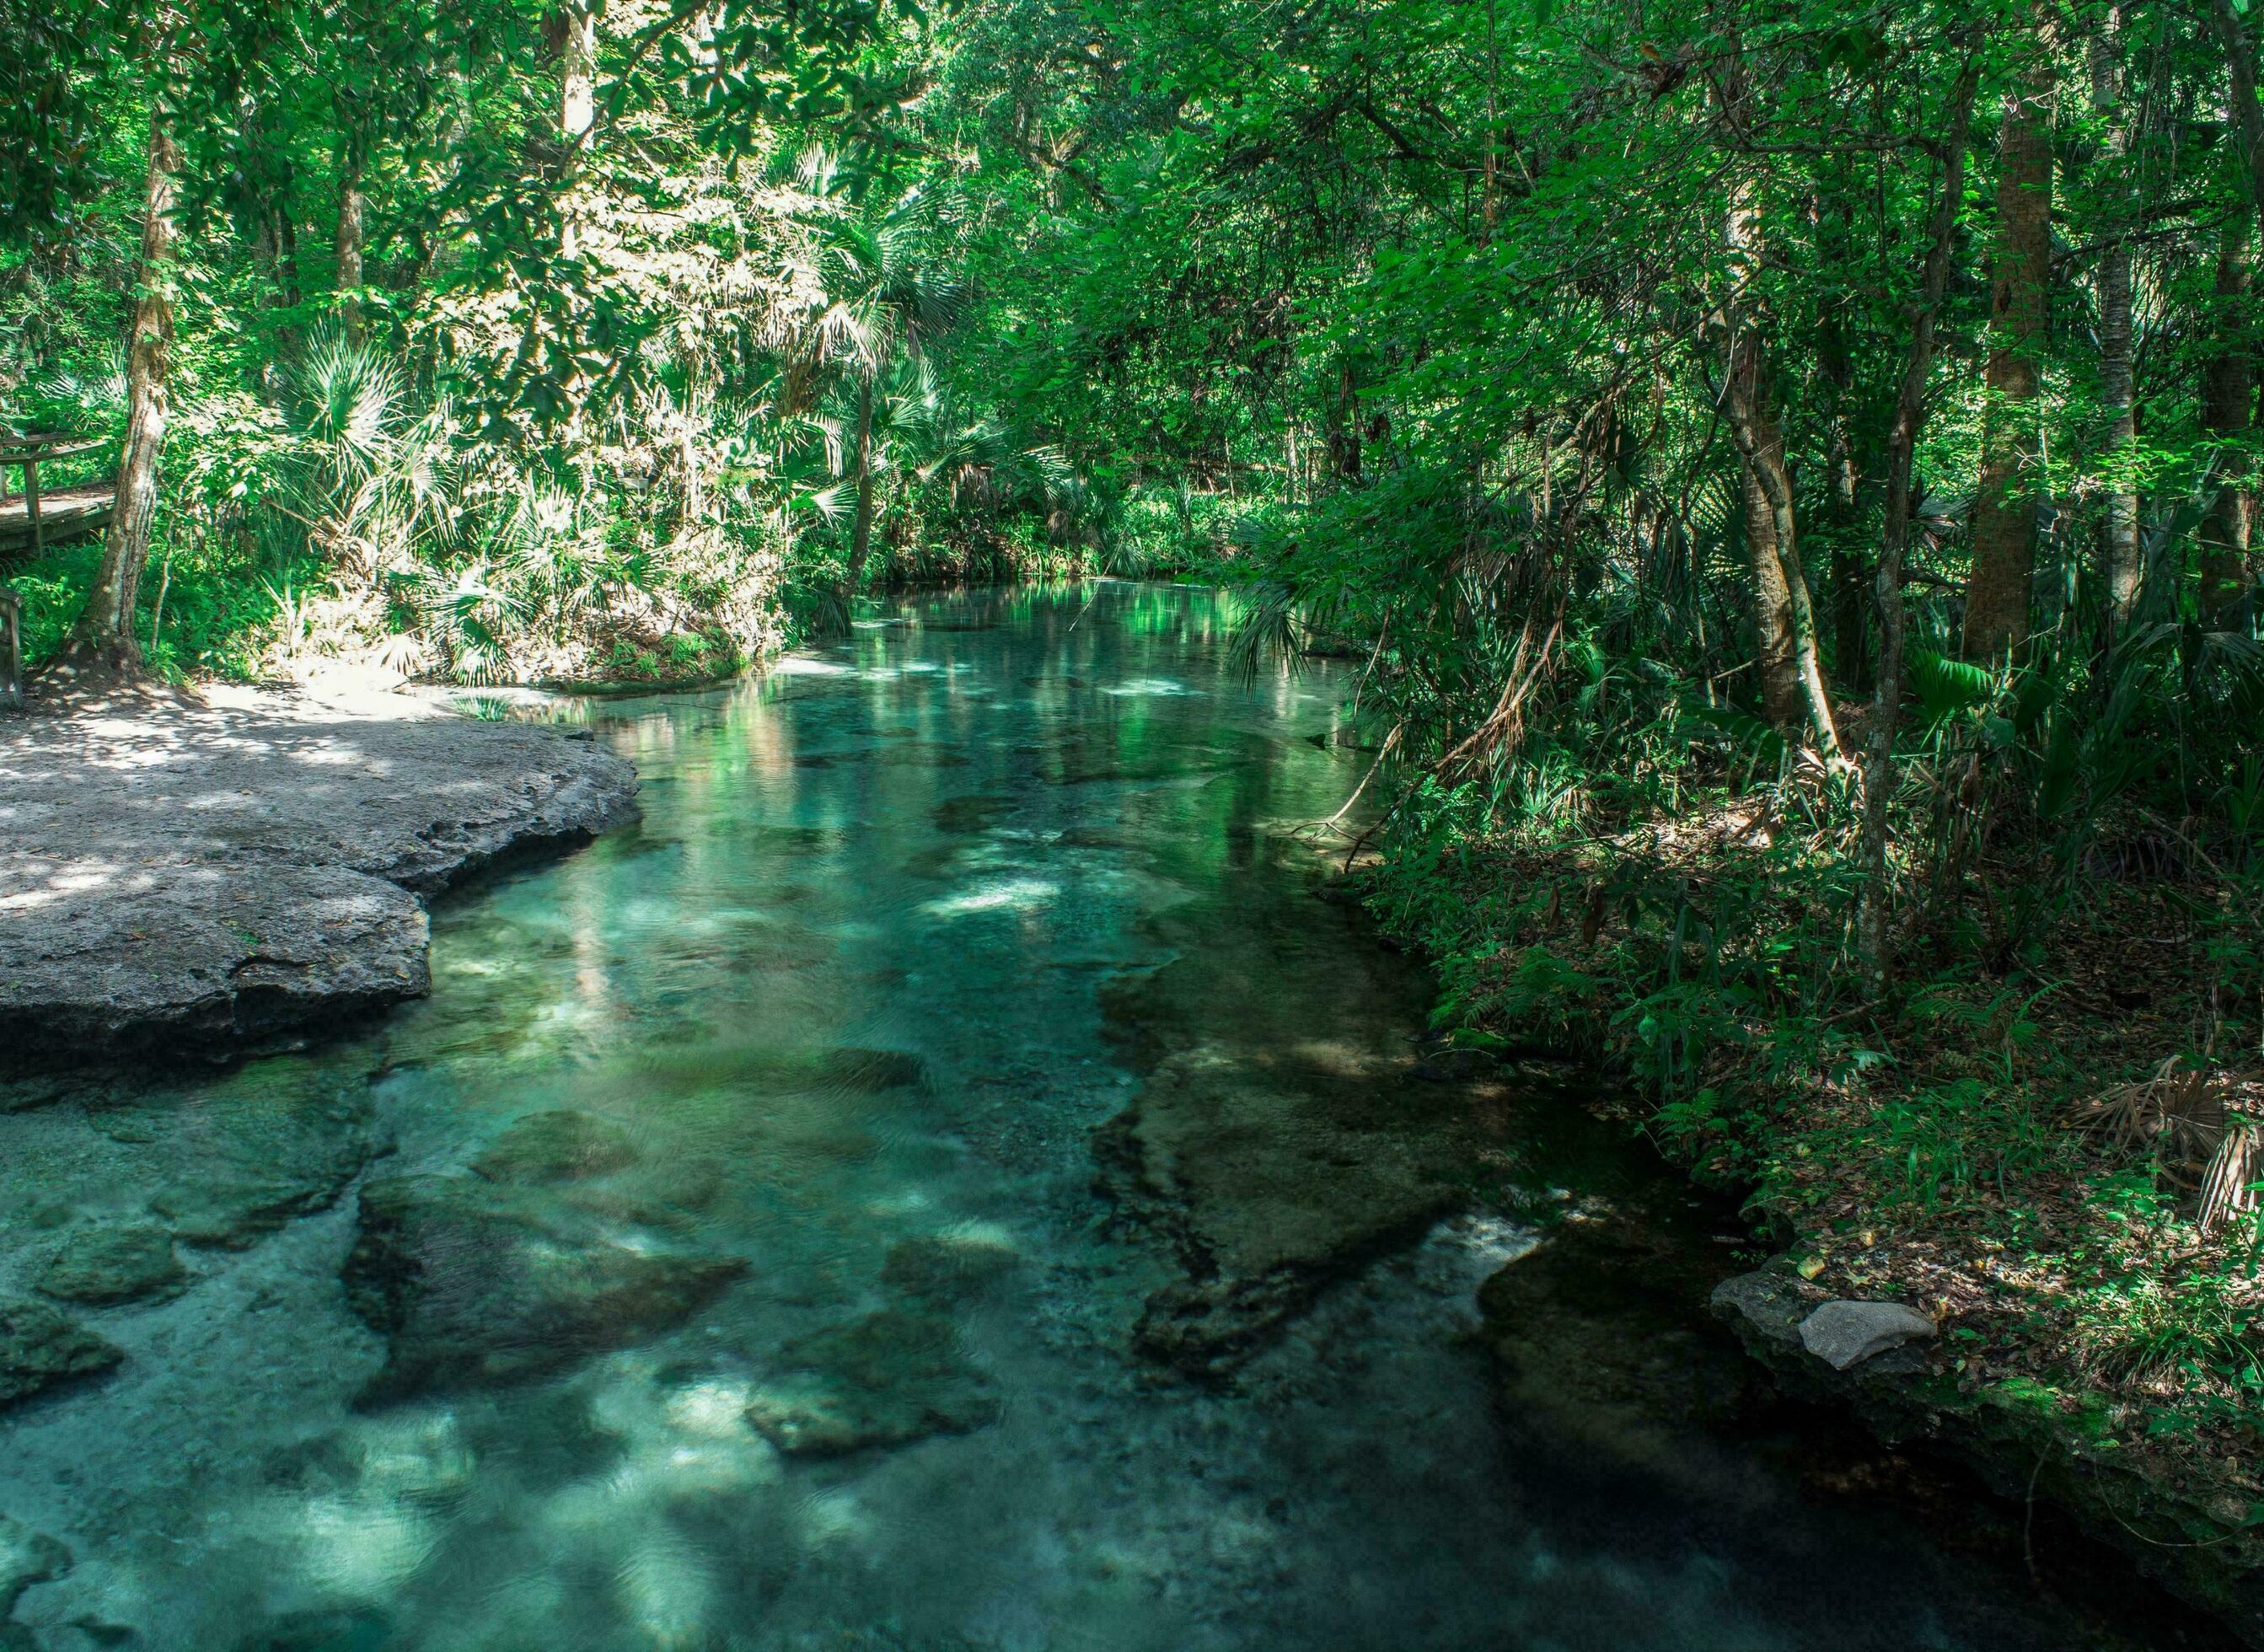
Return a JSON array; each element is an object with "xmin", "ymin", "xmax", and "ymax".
[{"xmin": 1436, "ymin": 604, "xmax": 1564, "ymax": 777}]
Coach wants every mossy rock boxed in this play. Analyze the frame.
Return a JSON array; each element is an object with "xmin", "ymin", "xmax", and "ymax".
[
  {"xmin": 0, "ymin": 1295, "xmax": 121, "ymax": 1408},
  {"xmin": 882, "ymin": 1234, "xmax": 1022, "ymax": 1305},
  {"xmin": 342, "ymin": 1173, "xmax": 745, "ymax": 1405},
  {"xmin": 36, "ymin": 1223, "xmax": 187, "ymax": 1306},
  {"xmin": 470, "ymin": 1110, "xmax": 637, "ymax": 1185},
  {"xmin": 745, "ymin": 1310, "xmax": 1000, "ymax": 1456},
  {"xmin": 0, "ymin": 1513, "xmax": 71, "ymax": 1616}
]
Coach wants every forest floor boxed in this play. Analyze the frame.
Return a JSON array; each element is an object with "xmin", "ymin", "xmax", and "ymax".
[
  {"xmin": 0, "ymin": 680, "xmax": 636, "ymax": 1060},
  {"xmin": 1369, "ymin": 813, "xmax": 2264, "ymax": 1634}
]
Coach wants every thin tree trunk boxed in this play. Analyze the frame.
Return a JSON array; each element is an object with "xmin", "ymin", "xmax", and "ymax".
[
  {"xmin": 1714, "ymin": 40, "xmax": 1837, "ymax": 752},
  {"xmin": 2090, "ymin": 15, "xmax": 2140, "ymax": 628},
  {"xmin": 847, "ymin": 377, "xmax": 876, "ymax": 591},
  {"xmin": 335, "ymin": 134, "xmax": 365, "ymax": 330},
  {"xmin": 1862, "ymin": 60, "xmax": 1980, "ymax": 994},
  {"xmin": 1723, "ymin": 367, "xmax": 1841, "ymax": 755},
  {"xmin": 2201, "ymin": 0, "xmax": 2262, "ymax": 619},
  {"xmin": 67, "ymin": 88, "xmax": 179, "ymax": 673},
  {"xmin": 1738, "ymin": 437, "xmax": 1800, "ymax": 729},
  {"xmin": 2200, "ymin": 221, "xmax": 2256, "ymax": 618},
  {"xmin": 277, "ymin": 202, "xmax": 303, "ymax": 308},
  {"xmin": 1962, "ymin": 30, "xmax": 2055, "ymax": 658},
  {"xmin": 560, "ymin": 0, "xmax": 600, "ymax": 267},
  {"xmin": 561, "ymin": 2, "xmax": 599, "ymax": 145},
  {"xmin": 2208, "ymin": 0, "xmax": 2264, "ymax": 246}
]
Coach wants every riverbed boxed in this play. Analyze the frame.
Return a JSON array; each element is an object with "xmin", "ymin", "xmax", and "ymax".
[{"xmin": 0, "ymin": 582, "xmax": 2217, "ymax": 1649}]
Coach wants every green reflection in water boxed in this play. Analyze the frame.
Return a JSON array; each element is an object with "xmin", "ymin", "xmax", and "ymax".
[{"xmin": 0, "ymin": 583, "xmax": 2165, "ymax": 1651}]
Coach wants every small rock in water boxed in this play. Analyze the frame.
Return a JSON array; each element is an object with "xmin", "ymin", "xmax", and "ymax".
[
  {"xmin": 745, "ymin": 1310, "xmax": 999, "ymax": 1456},
  {"xmin": 0, "ymin": 1296, "xmax": 122, "ymax": 1408},
  {"xmin": 36, "ymin": 1224, "xmax": 187, "ymax": 1306},
  {"xmin": 818, "ymin": 1047, "xmax": 931, "ymax": 1093},
  {"xmin": 881, "ymin": 1235, "xmax": 1022, "ymax": 1305},
  {"xmin": 470, "ymin": 1110, "xmax": 636, "ymax": 1184},
  {"xmin": 0, "ymin": 1514, "xmax": 72, "ymax": 1615},
  {"xmin": 342, "ymin": 1173, "xmax": 745, "ymax": 1404},
  {"xmin": 1798, "ymin": 1300, "xmax": 1937, "ymax": 1370}
]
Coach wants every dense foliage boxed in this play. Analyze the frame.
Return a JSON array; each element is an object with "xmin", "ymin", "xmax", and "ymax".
[{"xmin": 7, "ymin": 0, "xmax": 2264, "ymax": 1478}]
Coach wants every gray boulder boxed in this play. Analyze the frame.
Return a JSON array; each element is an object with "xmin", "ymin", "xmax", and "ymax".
[{"xmin": 1798, "ymin": 1300, "xmax": 1937, "ymax": 1370}]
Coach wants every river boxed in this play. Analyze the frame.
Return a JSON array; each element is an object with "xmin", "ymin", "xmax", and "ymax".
[{"xmin": 0, "ymin": 582, "xmax": 2214, "ymax": 1649}]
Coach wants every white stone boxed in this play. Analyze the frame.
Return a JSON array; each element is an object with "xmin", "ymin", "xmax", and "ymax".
[{"xmin": 1798, "ymin": 1300, "xmax": 1937, "ymax": 1370}]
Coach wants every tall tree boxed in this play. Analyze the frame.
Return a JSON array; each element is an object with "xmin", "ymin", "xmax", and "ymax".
[
  {"xmin": 2089, "ymin": 10, "xmax": 2139, "ymax": 626},
  {"xmin": 1863, "ymin": 54, "xmax": 1981, "ymax": 990},
  {"xmin": 64, "ymin": 9, "xmax": 183, "ymax": 675},
  {"xmin": 1962, "ymin": 29, "xmax": 2056, "ymax": 657},
  {"xmin": 2202, "ymin": 0, "xmax": 2262, "ymax": 618}
]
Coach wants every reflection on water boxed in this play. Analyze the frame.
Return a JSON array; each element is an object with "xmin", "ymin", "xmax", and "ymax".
[{"xmin": 0, "ymin": 583, "xmax": 2195, "ymax": 1649}]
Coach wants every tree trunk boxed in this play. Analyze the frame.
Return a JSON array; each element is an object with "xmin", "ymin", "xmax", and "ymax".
[
  {"xmin": 1962, "ymin": 34, "xmax": 2054, "ymax": 658},
  {"xmin": 1724, "ymin": 362, "xmax": 1841, "ymax": 755},
  {"xmin": 2090, "ymin": 16, "xmax": 2140, "ymax": 628},
  {"xmin": 557, "ymin": 2, "xmax": 600, "ymax": 259},
  {"xmin": 561, "ymin": 2, "xmax": 599, "ymax": 143},
  {"xmin": 847, "ymin": 377, "xmax": 877, "ymax": 592},
  {"xmin": 67, "ymin": 92, "xmax": 179, "ymax": 674},
  {"xmin": 2208, "ymin": 0, "xmax": 2264, "ymax": 247},
  {"xmin": 277, "ymin": 202, "xmax": 303, "ymax": 308},
  {"xmin": 1862, "ymin": 61, "xmax": 1979, "ymax": 994},
  {"xmin": 2201, "ymin": 0, "xmax": 2262, "ymax": 620},
  {"xmin": 335, "ymin": 134, "xmax": 365, "ymax": 330},
  {"xmin": 1717, "ymin": 191, "xmax": 1836, "ymax": 749},
  {"xmin": 1326, "ymin": 356, "xmax": 1361, "ymax": 480},
  {"xmin": 2200, "ymin": 221, "xmax": 2256, "ymax": 619},
  {"xmin": 1739, "ymin": 438, "xmax": 1800, "ymax": 729}
]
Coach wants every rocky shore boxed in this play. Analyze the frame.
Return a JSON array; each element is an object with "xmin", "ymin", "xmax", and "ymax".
[
  {"xmin": 1712, "ymin": 1257, "xmax": 2264, "ymax": 1646},
  {"xmin": 0, "ymin": 683, "xmax": 637, "ymax": 1059}
]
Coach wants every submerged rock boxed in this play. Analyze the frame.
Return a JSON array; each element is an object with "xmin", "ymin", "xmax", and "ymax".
[
  {"xmin": 1097, "ymin": 1043, "xmax": 1481, "ymax": 1378},
  {"xmin": 233, "ymin": 1606, "xmax": 394, "ymax": 1652},
  {"xmin": 35, "ymin": 1224, "xmax": 186, "ymax": 1306},
  {"xmin": 0, "ymin": 1296, "xmax": 122, "ymax": 1408},
  {"xmin": 470, "ymin": 1110, "xmax": 637, "ymax": 1185},
  {"xmin": 110, "ymin": 1055, "xmax": 382, "ymax": 1250},
  {"xmin": 0, "ymin": 1515, "xmax": 70, "ymax": 1616},
  {"xmin": 342, "ymin": 1174, "xmax": 744, "ymax": 1404},
  {"xmin": 1478, "ymin": 1214, "xmax": 1762, "ymax": 1488},
  {"xmin": 1798, "ymin": 1301, "xmax": 1938, "ymax": 1371},
  {"xmin": 881, "ymin": 1234, "xmax": 1022, "ymax": 1305},
  {"xmin": 745, "ymin": 1310, "xmax": 1000, "ymax": 1456}
]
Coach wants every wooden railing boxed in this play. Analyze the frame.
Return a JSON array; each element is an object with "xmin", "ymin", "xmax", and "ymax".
[
  {"xmin": 1, "ymin": 431, "xmax": 114, "ymax": 564},
  {"xmin": 1, "ymin": 432, "xmax": 114, "ymax": 711},
  {"xmin": 2, "ymin": 588, "xmax": 19, "ymax": 711}
]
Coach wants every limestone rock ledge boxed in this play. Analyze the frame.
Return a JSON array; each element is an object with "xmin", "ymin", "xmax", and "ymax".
[
  {"xmin": 0, "ymin": 684, "xmax": 637, "ymax": 1059},
  {"xmin": 1714, "ymin": 1257, "xmax": 2264, "ymax": 1649}
]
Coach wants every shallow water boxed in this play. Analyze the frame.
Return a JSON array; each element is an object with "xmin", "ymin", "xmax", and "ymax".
[{"xmin": 0, "ymin": 583, "xmax": 2209, "ymax": 1650}]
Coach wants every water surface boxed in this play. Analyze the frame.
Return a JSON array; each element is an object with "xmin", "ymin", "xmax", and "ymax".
[{"xmin": 0, "ymin": 583, "xmax": 2203, "ymax": 1649}]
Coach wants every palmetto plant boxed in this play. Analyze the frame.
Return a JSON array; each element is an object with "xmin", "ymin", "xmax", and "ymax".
[{"xmin": 778, "ymin": 150, "xmax": 969, "ymax": 591}]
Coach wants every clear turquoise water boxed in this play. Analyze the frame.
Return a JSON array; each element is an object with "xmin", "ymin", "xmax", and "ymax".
[{"xmin": 0, "ymin": 583, "xmax": 2196, "ymax": 1649}]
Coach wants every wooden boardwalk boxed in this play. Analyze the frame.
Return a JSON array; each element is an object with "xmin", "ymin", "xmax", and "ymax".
[{"xmin": 0, "ymin": 480, "xmax": 112, "ymax": 559}]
